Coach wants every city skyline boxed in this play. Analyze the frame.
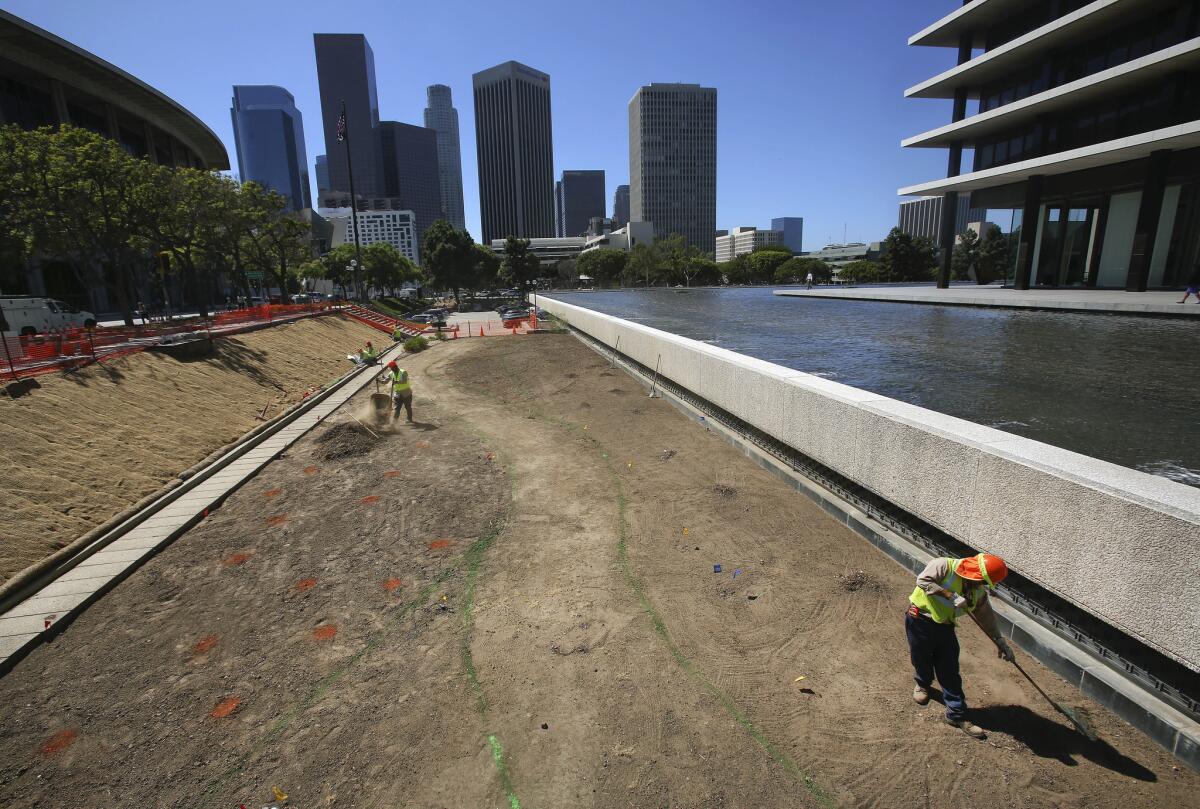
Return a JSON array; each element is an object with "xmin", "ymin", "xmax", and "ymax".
[{"xmin": 4, "ymin": 0, "xmax": 959, "ymax": 251}]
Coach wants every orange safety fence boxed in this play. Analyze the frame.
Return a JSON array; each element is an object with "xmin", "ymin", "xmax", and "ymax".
[{"xmin": 0, "ymin": 302, "xmax": 336, "ymax": 382}]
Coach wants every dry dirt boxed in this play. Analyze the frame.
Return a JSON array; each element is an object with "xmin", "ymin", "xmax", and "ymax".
[
  {"xmin": 0, "ymin": 314, "xmax": 383, "ymax": 582},
  {"xmin": 0, "ymin": 334, "xmax": 1196, "ymax": 808}
]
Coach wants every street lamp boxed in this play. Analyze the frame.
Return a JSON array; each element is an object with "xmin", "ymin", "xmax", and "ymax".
[{"xmin": 350, "ymin": 259, "xmax": 360, "ymax": 302}]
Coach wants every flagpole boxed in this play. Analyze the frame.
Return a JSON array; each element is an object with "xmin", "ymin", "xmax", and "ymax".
[{"xmin": 340, "ymin": 99, "xmax": 366, "ymax": 302}]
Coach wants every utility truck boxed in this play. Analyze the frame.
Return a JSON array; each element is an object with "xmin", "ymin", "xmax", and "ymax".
[{"xmin": 0, "ymin": 296, "xmax": 97, "ymax": 336}]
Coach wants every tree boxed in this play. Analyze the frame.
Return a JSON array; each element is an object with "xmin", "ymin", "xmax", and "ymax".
[
  {"xmin": 880, "ymin": 227, "xmax": 937, "ymax": 282},
  {"xmin": 837, "ymin": 260, "xmax": 884, "ymax": 284},
  {"xmin": 751, "ymin": 243, "xmax": 793, "ymax": 256},
  {"xmin": 499, "ymin": 236, "xmax": 542, "ymax": 300},
  {"xmin": 363, "ymin": 242, "xmax": 415, "ymax": 296},
  {"xmin": 977, "ymin": 224, "xmax": 1013, "ymax": 285},
  {"xmin": 951, "ymin": 228, "xmax": 980, "ymax": 282},
  {"xmin": 657, "ymin": 233, "xmax": 703, "ymax": 286},
  {"xmin": 685, "ymin": 257, "xmax": 720, "ymax": 286},
  {"xmin": 625, "ymin": 242, "xmax": 661, "ymax": 287},
  {"xmin": 423, "ymin": 219, "xmax": 476, "ymax": 302},
  {"xmin": 774, "ymin": 256, "xmax": 830, "ymax": 284},
  {"xmin": 719, "ymin": 254, "xmax": 751, "ymax": 285},
  {"xmin": 471, "ymin": 244, "xmax": 500, "ymax": 294},
  {"xmin": 554, "ymin": 258, "xmax": 578, "ymax": 287},
  {"xmin": 576, "ymin": 248, "xmax": 627, "ymax": 288},
  {"xmin": 745, "ymin": 250, "xmax": 791, "ymax": 284}
]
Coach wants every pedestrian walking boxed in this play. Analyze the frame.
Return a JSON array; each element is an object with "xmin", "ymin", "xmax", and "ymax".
[
  {"xmin": 805, "ymin": 272, "xmax": 814, "ymax": 290},
  {"xmin": 1179, "ymin": 264, "xmax": 1200, "ymax": 303}
]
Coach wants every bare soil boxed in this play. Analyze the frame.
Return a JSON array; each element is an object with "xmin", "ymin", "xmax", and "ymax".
[
  {"xmin": 0, "ymin": 314, "xmax": 382, "ymax": 582},
  {"xmin": 0, "ymin": 334, "xmax": 1196, "ymax": 808}
]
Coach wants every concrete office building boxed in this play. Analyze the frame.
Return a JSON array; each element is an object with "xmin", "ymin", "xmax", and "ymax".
[
  {"xmin": 323, "ymin": 207, "xmax": 418, "ymax": 265},
  {"xmin": 473, "ymin": 61, "xmax": 555, "ymax": 243},
  {"xmin": 230, "ymin": 85, "xmax": 311, "ymax": 211},
  {"xmin": 556, "ymin": 170, "xmax": 605, "ymax": 237},
  {"xmin": 423, "ymin": 84, "xmax": 466, "ymax": 231},
  {"xmin": 803, "ymin": 242, "xmax": 884, "ymax": 273},
  {"xmin": 582, "ymin": 221, "xmax": 655, "ymax": 254},
  {"xmin": 612, "ymin": 184, "xmax": 631, "ymax": 227},
  {"xmin": 629, "ymin": 84, "xmax": 717, "ymax": 255},
  {"xmin": 0, "ymin": 9, "xmax": 228, "ymax": 312},
  {"xmin": 315, "ymin": 154, "xmax": 330, "ymax": 194},
  {"xmin": 715, "ymin": 226, "xmax": 783, "ymax": 263},
  {"xmin": 897, "ymin": 196, "xmax": 985, "ymax": 243},
  {"xmin": 314, "ymin": 34, "xmax": 382, "ymax": 197},
  {"xmin": 902, "ymin": 1, "xmax": 1200, "ymax": 290},
  {"xmin": 771, "ymin": 217, "xmax": 805, "ymax": 254},
  {"xmin": 379, "ymin": 120, "xmax": 443, "ymax": 258},
  {"xmin": 489, "ymin": 236, "xmax": 585, "ymax": 268}
]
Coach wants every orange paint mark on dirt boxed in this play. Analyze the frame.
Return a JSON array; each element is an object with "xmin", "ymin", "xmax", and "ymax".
[
  {"xmin": 414, "ymin": 441, "xmax": 431, "ymax": 450},
  {"xmin": 303, "ymin": 466, "xmax": 320, "ymax": 475},
  {"xmin": 382, "ymin": 578, "xmax": 404, "ymax": 591},
  {"xmin": 266, "ymin": 514, "xmax": 288, "ymax": 527},
  {"xmin": 222, "ymin": 552, "xmax": 253, "ymax": 566},
  {"xmin": 359, "ymin": 495, "xmax": 381, "ymax": 505},
  {"xmin": 294, "ymin": 578, "xmax": 318, "ymax": 592},
  {"xmin": 264, "ymin": 488, "xmax": 283, "ymax": 498},
  {"xmin": 311, "ymin": 624, "xmax": 337, "ymax": 641},
  {"xmin": 38, "ymin": 729, "xmax": 78, "ymax": 756},
  {"xmin": 192, "ymin": 634, "xmax": 220, "ymax": 656},
  {"xmin": 210, "ymin": 697, "xmax": 241, "ymax": 719},
  {"xmin": 428, "ymin": 539, "xmax": 454, "ymax": 551},
  {"xmin": 383, "ymin": 470, "xmax": 402, "ymax": 478}
]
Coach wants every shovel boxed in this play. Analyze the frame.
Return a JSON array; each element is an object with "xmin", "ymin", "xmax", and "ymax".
[{"xmin": 967, "ymin": 610, "xmax": 1097, "ymax": 741}]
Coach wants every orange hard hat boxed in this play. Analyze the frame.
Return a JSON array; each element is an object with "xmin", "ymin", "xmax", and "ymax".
[{"xmin": 958, "ymin": 553, "xmax": 1008, "ymax": 588}]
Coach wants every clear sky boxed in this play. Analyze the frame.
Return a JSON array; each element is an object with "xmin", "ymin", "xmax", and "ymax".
[{"xmin": 5, "ymin": 0, "xmax": 962, "ymax": 251}]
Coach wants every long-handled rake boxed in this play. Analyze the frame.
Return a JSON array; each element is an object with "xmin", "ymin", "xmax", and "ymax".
[{"xmin": 967, "ymin": 611, "xmax": 1098, "ymax": 741}]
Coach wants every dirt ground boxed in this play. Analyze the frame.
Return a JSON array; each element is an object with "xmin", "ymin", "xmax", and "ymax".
[
  {"xmin": 0, "ymin": 334, "xmax": 1196, "ymax": 808},
  {"xmin": 0, "ymin": 314, "xmax": 382, "ymax": 582}
]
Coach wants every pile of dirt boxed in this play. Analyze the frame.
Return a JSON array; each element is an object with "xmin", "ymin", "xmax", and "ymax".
[
  {"xmin": 315, "ymin": 421, "xmax": 380, "ymax": 460},
  {"xmin": 0, "ymin": 314, "xmax": 383, "ymax": 583},
  {"xmin": 837, "ymin": 568, "xmax": 879, "ymax": 592}
]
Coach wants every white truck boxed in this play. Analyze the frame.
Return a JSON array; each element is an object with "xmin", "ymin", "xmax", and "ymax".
[{"xmin": 0, "ymin": 296, "xmax": 97, "ymax": 336}]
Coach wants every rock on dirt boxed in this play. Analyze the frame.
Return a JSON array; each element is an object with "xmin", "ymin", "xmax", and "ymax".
[{"xmin": 315, "ymin": 422, "xmax": 382, "ymax": 460}]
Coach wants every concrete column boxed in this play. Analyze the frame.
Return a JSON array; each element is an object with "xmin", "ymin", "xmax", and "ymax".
[
  {"xmin": 936, "ymin": 33, "xmax": 974, "ymax": 289},
  {"xmin": 1125, "ymin": 150, "xmax": 1171, "ymax": 292},
  {"xmin": 143, "ymin": 121, "xmax": 159, "ymax": 164},
  {"xmin": 1085, "ymin": 199, "xmax": 1108, "ymax": 287},
  {"xmin": 49, "ymin": 79, "xmax": 70, "ymax": 126},
  {"xmin": 1013, "ymin": 175, "xmax": 1044, "ymax": 290}
]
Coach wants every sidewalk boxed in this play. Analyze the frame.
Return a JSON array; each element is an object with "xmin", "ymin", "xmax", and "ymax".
[{"xmin": 774, "ymin": 285, "xmax": 1200, "ymax": 316}]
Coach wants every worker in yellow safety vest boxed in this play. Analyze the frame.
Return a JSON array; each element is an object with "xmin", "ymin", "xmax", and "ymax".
[
  {"xmin": 380, "ymin": 360, "xmax": 413, "ymax": 422},
  {"xmin": 359, "ymin": 341, "xmax": 379, "ymax": 365},
  {"xmin": 906, "ymin": 553, "xmax": 1015, "ymax": 739}
]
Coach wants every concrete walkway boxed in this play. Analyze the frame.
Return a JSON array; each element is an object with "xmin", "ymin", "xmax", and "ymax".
[{"xmin": 774, "ymin": 285, "xmax": 1200, "ymax": 316}]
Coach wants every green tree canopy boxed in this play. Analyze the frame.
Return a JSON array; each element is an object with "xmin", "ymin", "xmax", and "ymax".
[
  {"xmin": 745, "ymin": 250, "xmax": 791, "ymax": 284},
  {"xmin": 880, "ymin": 227, "xmax": 937, "ymax": 282},
  {"xmin": 422, "ymin": 219, "xmax": 476, "ymax": 302},
  {"xmin": 837, "ymin": 260, "xmax": 884, "ymax": 284},
  {"xmin": 576, "ymin": 248, "xmax": 627, "ymax": 287},
  {"xmin": 499, "ymin": 236, "xmax": 542, "ymax": 300},
  {"xmin": 774, "ymin": 256, "xmax": 831, "ymax": 284}
]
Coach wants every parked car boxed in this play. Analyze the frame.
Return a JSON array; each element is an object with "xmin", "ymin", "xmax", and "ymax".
[{"xmin": 0, "ymin": 296, "xmax": 96, "ymax": 336}]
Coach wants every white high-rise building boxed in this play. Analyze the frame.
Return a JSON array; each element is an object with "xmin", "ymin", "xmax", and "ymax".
[
  {"xmin": 321, "ymin": 207, "xmax": 418, "ymax": 266},
  {"xmin": 715, "ymin": 226, "xmax": 782, "ymax": 262}
]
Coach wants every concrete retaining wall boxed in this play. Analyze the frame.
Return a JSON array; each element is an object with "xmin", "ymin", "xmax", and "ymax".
[{"xmin": 540, "ymin": 296, "xmax": 1200, "ymax": 672}]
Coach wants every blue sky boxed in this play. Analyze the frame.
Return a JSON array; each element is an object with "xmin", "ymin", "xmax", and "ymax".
[{"xmin": 5, "ymin": 0, "xmax": 961, "ymax": 251}]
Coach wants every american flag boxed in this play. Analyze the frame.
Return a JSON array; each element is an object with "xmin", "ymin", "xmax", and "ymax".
[{"xmin": 336, "ymin": 110, "xmax": 346, "ymax": 142}]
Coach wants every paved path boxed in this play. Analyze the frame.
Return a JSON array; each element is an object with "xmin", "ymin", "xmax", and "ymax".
[{"xmin": 774, "ymin": 285, "xmax": 1200, "ymax": 316}]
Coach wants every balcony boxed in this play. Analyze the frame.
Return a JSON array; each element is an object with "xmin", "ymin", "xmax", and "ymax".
[{"xmin": 909, "ymin": 0, "xmax": 1033, "ymax": 49}]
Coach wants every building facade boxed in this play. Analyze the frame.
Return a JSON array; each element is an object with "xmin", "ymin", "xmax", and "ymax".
[
  {"xmin": 582, "ymin": 221, "xmax": 655, "ymax": 254},
  {"xmin": 315, "ymin": 154, "xmax": 330, "ymax": 194},
  {"xmin": 230, "ymin": 85, "xmax": 311, "ymax": 211},
  {"xmin": 489, "ymin": 236, "xmax": 585, "ymax": 268},
  {"xmin": 613, "ymin": 184, "xmax": 631, "ymax": 227},
  {"xmin": 629, "ymin": 84, "xmax": 717, "ymax": 256},
  {"xmin": 770, "ymin": 217, "xmax": 805, "ymax": 254},
  {"xmin": 803, "ymin": 242, "xmax": 884, "ymax": 272},
  {"xmin": 897, "ymin": 196, "xmax": 985, "ymax": 244},
  {"xmin": 715, "ymin": 226, "xmax": 783, "ymax": 263},
  {"xmin": 322, "ymin": 207, "xmax": 417, "ymax": 265},
  {"xmin": 902, "ymin": 1, "xmax": 1200, "ymax": 290},
  {"xmin": 473, "ymin": 61, "xmax": 555, "ymax": 243},
  {"xmin": 379, "ymin": 121, "xmax": 443, "ymax": 259},
  {"xmin": 314, "ymin": 34, "xmax": 382, "ymax": 197},
  {"xmin": 423, "ymin": 84, "xmax": 466, "ymax": 231},
  {"xmin": 556, "ymin": 170, "xmax": 605, "ymax": 237}
]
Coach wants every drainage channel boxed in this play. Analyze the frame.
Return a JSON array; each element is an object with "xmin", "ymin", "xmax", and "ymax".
[
  {"xmin": 0, "ymin": 346, "xmax": 402, "ymax": 676},
  {"xmin": 567, "ymin": 325, "xmax": 1200, "ymax": 772}
]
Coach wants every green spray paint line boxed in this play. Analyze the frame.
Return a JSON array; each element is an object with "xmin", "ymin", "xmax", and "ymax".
[{"xmin": 489, "ymin": 734, "xmax": 522, "ymax": 809}]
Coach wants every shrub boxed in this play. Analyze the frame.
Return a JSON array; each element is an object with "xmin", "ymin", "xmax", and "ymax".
[{"xmin": 403, "ymin": 336, "xmax": 429, "ymax": 353}]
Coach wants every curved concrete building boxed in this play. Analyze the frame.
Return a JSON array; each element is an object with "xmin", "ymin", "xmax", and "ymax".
[{"xmin": 0, "ymin": 9, "xmax": 228, "ymax": 170}]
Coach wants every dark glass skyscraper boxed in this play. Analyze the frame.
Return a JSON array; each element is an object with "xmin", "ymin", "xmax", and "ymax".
[
  {"xmin": 557, "ymin": 170, "xmax": 605, "ymax": 237},
  {"xmin": 423, "ymin": 84, "xmax": 466, "ymax": 231},
  {"xmin": 379, "ymin": 121, "xmax": 443, "ymax": 259},
  {"xmin": 230, "ymin": 85, "xmax": 310, "ymax": 210},
  {"xmin": 473, "ymin": 61, "xmax": 555, "ymax": 243},
  {"xmin": 315, "ymin": 154, "xmax": 329, "ymax": 194},
  {"xmin": 314, "ymin": 33, "xmax": 382, "ymax": 197},
  {"xmin": 613, "ymin": 184, "xmax": 630, "ymax": 227}
]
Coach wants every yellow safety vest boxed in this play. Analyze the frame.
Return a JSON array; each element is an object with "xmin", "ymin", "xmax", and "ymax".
[
  {"xmin": 388, "ymin": 367, "xmax": 411, "ymax": 393},
  {"xmin": 362, "ymin": 346, "xmax": 377, "ymax": 360},
  {"xmin": 909, "ymin": 558, "xmax": 983, "ymax": 626}
]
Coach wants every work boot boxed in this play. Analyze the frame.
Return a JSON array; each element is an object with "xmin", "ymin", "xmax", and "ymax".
[
  {"xmin": 913, "ymin": 685, "xmax": 929, "ymax": 705},
  {"xmin": 943, "ymin": 717, "xmax": 986, "ymax": 739}
]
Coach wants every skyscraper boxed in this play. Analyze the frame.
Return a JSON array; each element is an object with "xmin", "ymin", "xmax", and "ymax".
[
  {"xmin": 314, "ymin": 33, "xmax": 382, "ymax": 197},
  {"xmin": 612, "ymin": 184, "xmax": 630, "ymax": 227},
  {"xmin": 629, "ymin": 83, "xmax": 717, "ymax": 255},
  {"xmin": 379, "ymin": 121, "xmax": 443, "ymax": 260},
  {"xmin": 473, "ymin": 61, "xmax": 555, "ymax": 243},
  {"xmin": 230, "ymin": 85, "xmax": 310, "ymax": 210},
  {"xmin": 423, "ymin": 84, "xmax": 466, "ymax": 231},
  {"xmin": 554, "ymin": 180, "xmax": 564, "ymax": 237},
  {"xmin": 315, "ymin": 154, "xmax": 329, "ymax": 194},
  {"xmin": 770, "ymin": 217, "xmax": 805, "ymax": 254},
  {"xmin": 557, "ymin": 170, "xmax": 605, "ymax": 237}
]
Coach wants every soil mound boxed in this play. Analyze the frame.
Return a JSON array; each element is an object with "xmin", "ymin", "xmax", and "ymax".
[{"xmin": 316, "ymin": 422, "xmax": 379, "ymax": 460}]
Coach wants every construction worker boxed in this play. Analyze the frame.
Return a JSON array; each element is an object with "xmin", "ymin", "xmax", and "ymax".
[
  {"xmin": 380, "ymin": 360, "xmax": 412, "ymax": 422},
  {"xmin": 359, "ymin": 341, "xmax": 379, "ymax": 365},
  {"xmin": 391, "ymin": 324, "xmax": 406, "ymax": 342},
  {"xmin": 906, "ymin": 552, "xmax": 1015, "ymax": 739}
]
